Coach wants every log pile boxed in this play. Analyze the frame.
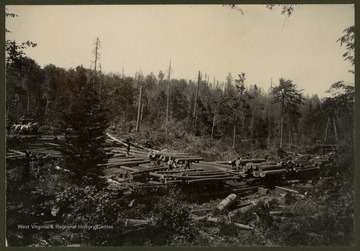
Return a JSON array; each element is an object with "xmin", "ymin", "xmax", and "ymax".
[
  {"xmin": 7, "ymin": 132, "xmax": 336, "ymax": 194},
  {"xmin": 217, "ymin": 152, "xmax": 335, "ymax": 180}
]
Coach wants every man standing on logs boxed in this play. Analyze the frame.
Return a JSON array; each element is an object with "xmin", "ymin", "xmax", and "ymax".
[
  {"xmin": 167, "ymin": 156, "xmax": 174, "ymax": 171},
  {"xmin": 149, "ymin": 151, "xmax": 156, "ymax": 166},
  {"xmin": 184, "ymin": 159, "xmax": 191, "ymax": 170},
  {"xmin": 235, "ymin": 157, "xmax": 242, "ymax": 171}
]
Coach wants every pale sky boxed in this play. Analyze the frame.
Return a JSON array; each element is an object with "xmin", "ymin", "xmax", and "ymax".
[{"xmin": 6, "ymin": 4, "xmax": 354, "ymax": 97}]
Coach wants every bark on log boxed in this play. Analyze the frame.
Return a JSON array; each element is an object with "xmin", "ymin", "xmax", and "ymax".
[
  {"xmin": 119, "ymin": 166, "xmax": 139, "ymax": 172},
  {"xmin": 275, "ymin": 186, "xmax": 300, "ymax": 194},
  {"xmin": 131, "ymin": 165, "xmax": 167, "ymax": 174},
  {"xmin": 258, "ymin": 187, "xmax": 269, "ymax": 194},
  {"xmin": 175, "ymin": 157, "xmax": 204, "ymax": 164},
  {"xmin": 185, "ymin": 171, "xmax": 227, "ymax": 176},
  {"xmin": 107, "ymin": 157, "xmax": 145, "ymax": 163},
  {"xmin": 216, "ymin": 194, "xmax": 237, "ymax": 212},
  {"xmin": 258, "ymin": 163, "xmax": 283, "ymax": 172},
  {"xmin": 106, "ymin": 132, "xmax": 157, "ymax": 152},
  {"xmin": 186, "ymin": 176, "xmax": 240, "ymax": 183},
  {"xmin": 106, "ymin": 160, "xmax": 151, "ymax": 167},
  {"xmin": 156, "ymin": 168, "xmax": 205, "ymax": 174},
  {"xmin": 204, "ymin": 217, "xmax": 254, "ymax": 230},
  {"xmin": 259, "ymin": 169, "xmax": 287, "ymax": 177},
  {"xmin": 233, "ymin": 222, "xmax": 254, "ymax": 230}
]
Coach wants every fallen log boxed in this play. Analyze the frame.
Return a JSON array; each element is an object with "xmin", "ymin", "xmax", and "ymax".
[
  {"xmin": 131, "ymin": 165, "xmax": 167, "ymax": 174},
  {"xmin": 118, "ymin": 166, "xmax": 139, "ymax": 172},
  {"xmin": 216, "ymin": 194, "xmax": 237, "ymax": 212},
  {"xmin": 8, "ymin": 149, "xmax": 26, "ymax": 156},
  {"xmin": 115, "ymin": 148, "xmax": 149, "ymax": 155},
  {"xmin": 106, "ymin": 132, "xmax": 157, "ymax": 152},
  {"xmin": 230, "ymin": 186, "xmax": 259, "ymax": 193},
  {"xmin": 257, "ymin": 187, "xmax": 269, "ymax": 195},
  {"xmin": 160, "ymin": 153, "xmax": 191, "ymax": 161},
  {"xmin": 192, "ymin": 162, "xmax": 231, "ymax": 171},
  {"xmin": 294, "ymin": 166, "xmax": 320, "ymax": 173},
  {"xmin": 259, "ymin": 169, "xmax": 288, "ymax": 177},
  {"xmin": 186, "ymin": 176, "xmax": 240, "ymax": 183},
  {"xmin": 258, "ymin": 163, "xmax": 283, "ymax": 172},
  {"xmin": 174, "ymin": 174, "xmax": 234, "ymax": 180},
  {"xmin": 240, "ymin": 158, "xmax": 266, "ymax": 164},
  {"xmin": 205, "ymin": 217, "xmax": 254, "ymax": 231},
  {"xmin": 185, "ymin": 171, "xmax": 227, "ymax": 176},
  {"xmin": 6, "ymin": 155, "xmax": 27, "ymax": 160},
  {"xmin": 285, "ymin": 179, "xmax": 301, "ymax": 184},
  {"xmin": 175, "ymin": 157, "xmax": 204, "ymax": 164},
  {"xmin": 106, "ymin": 160, "xmax": 151, "ymax": 167},
  {"xmin": 250, "ymin": 163, "xmax": 261, "ymax": 170},
  {"xmin": 269, "ymin": 211, "xmax": 298, "ymax": 217},
  {"xmin": 107, "ymin": 157, "xmax": 144, "ymax": 162},
  {"xmin": 164, "ymin": 179, "xmax": 183, "ymax": 184},
  {"xmin": 275, "ymin": 186, "xmax": 300, "ymax": 194},
  {"xmin": 156, "ymin": 168, "xmax": 205, "ymax": 174},
  {"xmin": 228, "ymin": 202, "xmax": 257, "ymax": 218},
  {"xmin": 233, "ymin": 222, "xmax": 255, "ymax": 231},
  {"xmin": 149, "ymin": 172, "xmax": 165, "ymax": 179}
]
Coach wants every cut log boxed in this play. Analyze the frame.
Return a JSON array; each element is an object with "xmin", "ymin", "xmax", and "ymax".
[
  {"xmin": 214, "ymin": 161, "xmax": 232, "ymax": 165},
  {"xmin": 233, "ymin": 223, "xmax": 254, "ymax": 231},
  {"xmin": 217, "ymin": 194, "xmax": 237, "ymax": 212},
  {"xmin": 174, "ymin": 174, "xmax": 234, "ymax": 180},
  {"xmin": 240, "ymin": 158, "xmax": 266, "ymax": 164},
  {"xmin": 275, "ymin": 186, "xmax": 300, "ymax": 194},
  {"xmin": 106, "ymin": 160, "xmax": 151, "ymax": 167},
  {"xmin": 106, "ymin": 132, "xmax": 157, "ymax": 152},
  {"xmin": 295, "ymin": 166, "xmax": 320, "ymax": 173},
  {"xmin": 149, "ymin": 172, "xmax": 165, "ymax": 179},
  {"xmin": 285, "ymin": 179, "xmax": 300, "ymax": 184},
  {"xmin": 203, "ymin": 217, "xmax": 254, "ymax": 230},
  {"xmin": 131, "ymin": 165, "xmax": 167, "ymax": 174},
  {"xmin": 156, "ymin": 168, "xmax": 205, "ymax": 174},
  {"xmin": 175, "ymin": 157, "xmax": 204, "ymax": 164},
  {"xmin": 259, "ymin": 169, "xmax": 287, "ymax": 177},
  {"xmin": 107, "ymin": 157, "xmax": 144, "ymax": 163},
  {"xmin": 119, "ymin": 166, "xmax": 139, "ymax": 172},
  {"xmin": 230, "ymin": 186, "xmax": 259, "ymax": 193},
  {"xmin": 269, "ymin": 211, "xmax": 297, "ymax": 217},
  {"xmin": 186, "ymin": 176, "xmax": 240, "ymax": 183},
  {"xmin": 258, "ymin": 163, "xmax": 283, "ymax": 172},
  {"xmin": 185, "ymin": 171, "xmax": 227, "ymax": 176},
  {"xmin": 257, "ymin": 187, "xmax": 269, "ymax": 195}
]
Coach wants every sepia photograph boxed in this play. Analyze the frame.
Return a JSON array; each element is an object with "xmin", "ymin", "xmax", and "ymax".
[{"xmin": 5, "ymin": 3, "xmax": 355, "ymax": 247}]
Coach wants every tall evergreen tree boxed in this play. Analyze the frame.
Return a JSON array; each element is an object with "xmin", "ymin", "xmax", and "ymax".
[
  {"xmin": 60, "ymin": 66, "xmax": 110, "ymax": 186},
  {"xmin": 272, "ymin": 78, "xmax": 305, "ymax": 149}
]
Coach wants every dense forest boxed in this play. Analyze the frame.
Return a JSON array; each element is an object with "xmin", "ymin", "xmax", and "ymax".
[{"xmin": 6, "ymin": 41, "xmax": 354, "ymax": 151}]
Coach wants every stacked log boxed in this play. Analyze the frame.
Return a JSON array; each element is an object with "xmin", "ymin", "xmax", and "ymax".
[{"xmin": 174, "ymin": 157, "xmax": 204, "ymax": 164}]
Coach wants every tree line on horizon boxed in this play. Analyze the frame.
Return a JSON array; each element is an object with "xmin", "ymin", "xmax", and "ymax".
[{"xmin": 6, "ymin": 51, "xmax": 352, "ymax": 150}]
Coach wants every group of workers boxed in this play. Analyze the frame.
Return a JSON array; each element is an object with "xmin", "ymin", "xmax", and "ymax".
[
  {"xmin": 166, "ymin": 156, "xmax": 191, "ymax": 171},
  {"xmin": 148, "ymin": 152, "xmax": 192, "ymax": 170},
  {"xmin": 231, "ymin": 157, "xmax": 243, "ymax": 170}
]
